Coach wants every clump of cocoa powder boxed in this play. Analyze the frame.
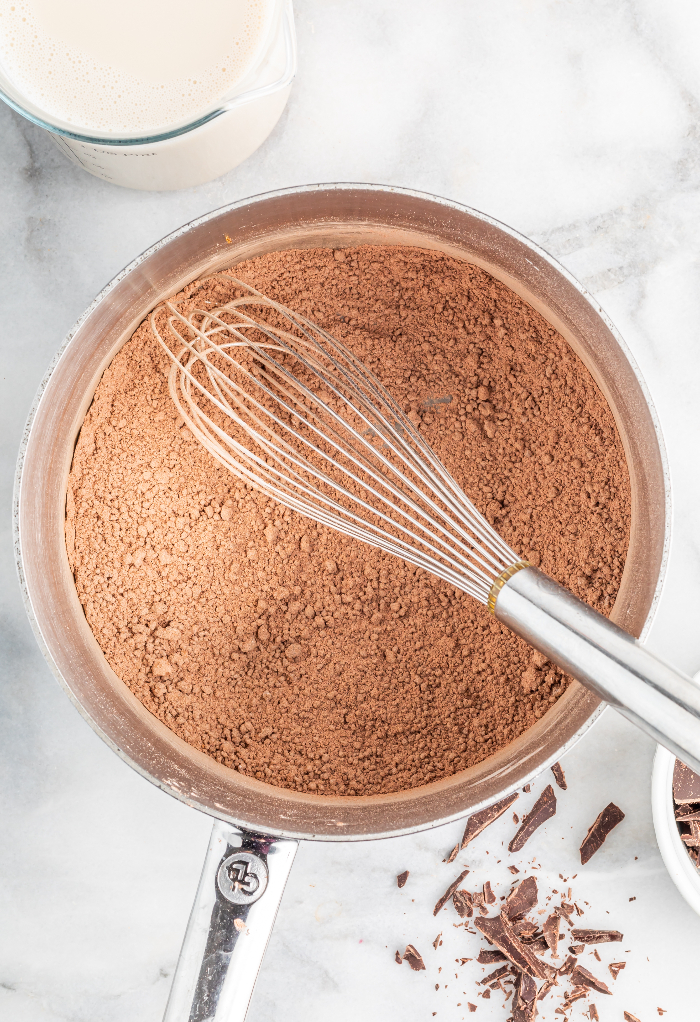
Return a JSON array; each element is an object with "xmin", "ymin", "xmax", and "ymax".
[{"xmin": 66, "ymin": 245, "xmax": 630, "ymax": 796}]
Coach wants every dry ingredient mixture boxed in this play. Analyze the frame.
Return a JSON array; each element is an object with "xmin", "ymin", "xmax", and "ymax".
[{"xmin": 66, "ymin": 246, "xmax": 631, "ymax": 796}]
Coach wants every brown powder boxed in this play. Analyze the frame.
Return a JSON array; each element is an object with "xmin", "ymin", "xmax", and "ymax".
[{"xmin": 66, "ymin": 245, "xmax": 630, "ymax": 796}]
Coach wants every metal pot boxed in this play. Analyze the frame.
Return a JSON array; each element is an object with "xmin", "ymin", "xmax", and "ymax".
[{"xmin": 14, "ymin": 184, "xmax": 668, "ymax": 1021}]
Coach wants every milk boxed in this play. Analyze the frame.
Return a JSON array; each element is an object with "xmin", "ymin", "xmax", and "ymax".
[{"xmin": 0, "ymin": 0, "xmax": 296, "ymax": 188}]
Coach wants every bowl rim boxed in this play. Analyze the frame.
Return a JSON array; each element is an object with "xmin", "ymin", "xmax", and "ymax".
[
  {"xmin": 652, "ymin": 742, "xmax": 700, "ymax": 916},
  {"xmin": 14, "ymin": 183, "xmax": 671, "ymax": 841}
]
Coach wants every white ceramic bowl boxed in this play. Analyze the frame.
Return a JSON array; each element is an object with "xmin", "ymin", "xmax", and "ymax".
[{"xmin": 652, "ymin": 679, "xmax": 700, "ymax": 916}]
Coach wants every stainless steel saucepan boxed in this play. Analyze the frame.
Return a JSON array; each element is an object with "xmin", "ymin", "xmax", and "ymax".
[{"xmin": 14, "ymin": 184, "xmax": 668, "ymax": 1021}]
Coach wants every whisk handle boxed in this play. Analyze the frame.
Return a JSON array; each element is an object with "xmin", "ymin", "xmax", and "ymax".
[{"xmin": 494, "ymin": 566, "xmax": 700, "ymax": 774}]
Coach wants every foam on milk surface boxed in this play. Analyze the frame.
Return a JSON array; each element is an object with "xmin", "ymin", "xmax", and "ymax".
[{"xmin": 0, "ymin": 0, "xmax": 273, "ymax": 133}]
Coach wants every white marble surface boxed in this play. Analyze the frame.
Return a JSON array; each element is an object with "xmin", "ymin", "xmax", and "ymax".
[{"xmin": 2, "ymin": 1, "xmax": 700, "ymax": 1019}]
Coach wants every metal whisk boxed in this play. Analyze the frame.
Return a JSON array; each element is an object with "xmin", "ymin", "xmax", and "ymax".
[{"xmin": 151, "ymin": 276, "xmax": 700, "ymax": 773}]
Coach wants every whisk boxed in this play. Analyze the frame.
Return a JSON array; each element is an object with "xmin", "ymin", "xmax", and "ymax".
[{"xmin": 150, "ymin": 276, "xmax": 700, "ymax": 773}]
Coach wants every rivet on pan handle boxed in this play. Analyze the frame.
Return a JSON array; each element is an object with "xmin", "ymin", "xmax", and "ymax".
[{"xmin": 164, "ymin": 821, "xmax": 298, "ymax": 1022}]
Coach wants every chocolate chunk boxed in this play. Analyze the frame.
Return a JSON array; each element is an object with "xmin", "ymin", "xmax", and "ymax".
[
  {"xmin": 571, "ymin": 965, "xmax": 612, "ymax": 995},
  {"xmin": 474, "ymin": 913, "xmax": 548, "ymax": 980},
  {"xmin": 675, "ymin": 806, "xmax": 700, "ymax": 821},
  {"xmin": 395, "ymin": 950, "xmax": 402, "ymax": 964},
  {"xmin": 589, "ymin": 1007, "xmax": 599, "ymax": 1022},
  {"xmin": 482, "ymin": 989, "xmax": 490, "ymax": 999},
  {"xmin": 461, "ymin": 792, "xmax": 520, "ymax": 848},
  {"xmin": 543, "ymin": 913, "xmax": 560, "ymax": 955},
  {"xmin": 509, "ymin": 786, "xmax": 557, "ymax": 853},
  {"xmin": 523, "ymin": 784, "xmax": 531, "ymax": 792},
  {"xmin": 512, "ymin": 971, "xmax": 538, "ymax": 1021},
  {"xmin": 525, "ymin": 936, "xmax": 549, "ymax": 955},
  {"xmin": 579, "ymin": 803, "xmax": 625, "ymax": 864},
  {"xmin": 551, "ymin": 762, "xmax": 567, "ymax": 790},
  {"xmin": 453, "ymin": 889, "xmax": 473, "ymax": 918},
  {"xmin": 432, "ymin": 932, "xmax": 442, "ymax": 950},
  {"xmin": 568, "ymin": 944, "xmax": 584, "ymax": 954},
  {"xmin": 608, "ymin": 962, "xmax": 626, "ymax": 979},
  {"xmin": 558, "ymin": 955, "xmax": 577, "ymax": 976},
  {"xmin": 397, "ymin": 870, "xmax": 409, "ymax": 888},
  {"xmin": 505, "ymin": 875, "xmax": 539, "ymax": 919},
  {"xmin": 434, "ymin": 868, "xmax": 470, "ymax": 915},
  {"xmin": 467, "ymin": 1005, "xmax": 477, "ymax": 1013},
  {"xmin": 508, "ymin": 865, "xmax": 520, "ymax": 874},
  {"xmin": 570, "ymin": 928, "xmax": 622, "ymax": 944},
  {"xmin": 480, "ymin": 965, "xmax": 510, "ymax": 985},
  {"xmin": 444, "ymin": 843, "xmax": 459, "ymax": 863},
  {"xmin": 483, "ymin": 881, "xmax": 496, "ymax": 904},
  {"xmin": 403, "ymin": 944, "xmax": 426, "ymax": 971},
  {"xmin": 477, "ymin": 949, "xmax": 508, "ymax": 964},
  {"xmin": 623, "ymin": 1014, "xmax": 641, "ymax": 1022}
]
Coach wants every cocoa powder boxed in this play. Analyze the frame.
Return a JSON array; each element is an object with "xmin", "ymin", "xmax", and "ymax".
[{"xmin": 66, "ymin": 245, "xmax": 630, "ymax": 796}]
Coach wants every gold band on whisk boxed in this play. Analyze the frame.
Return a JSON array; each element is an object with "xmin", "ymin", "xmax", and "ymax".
[{"xmin": 487, "ymin": 560, "xmax": 531, "ymax": 615}]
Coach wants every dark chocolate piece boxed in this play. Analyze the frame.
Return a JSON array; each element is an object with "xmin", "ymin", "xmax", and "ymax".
[
  {"xmin": 483, "ymin": 881, "xmax": 496, "ymax": 904},
  {"xmin": 608, "ymin": 962, "xmax": 626, "ymax": 979},
  {"xmin": 403, "ymin": 944, "xmax": 426, "ymax": 971},
  {"xmin": 525, "ymin": 936, "xmax": 549, "ymax": 955},
  {"xmin": 579, "ymin": 803, "xmax": 625, "ymax": 864},
  {"xmin": 558, "ymin": 955, "xmax": 577, "ymax": 976},
  {"xmin": 568, "ymin": 944, "xmax": 584, "ymax": 955},
  {"xmin": 675, "ymin": 806, "xmax": 700, "ymax": 821},
  {"xmin": 444, "ymin": 843, "xmax": 459, "ymax": 863},
  {"xmin": 508, "ymin": 865, "xmax": 520, "ymax": 874},
  {"xmin": 512, "ymin": 920, "xmax": 538, "ymax": 939},
  {"xmin": 480, "ymin": 965, "xmax": 510, "ymax": 986},
  {"xmin": 461, "ymin": 792, "xmax": 520, "ymax": 848},
  {"xmin": 623, "ymin": 1014, "xmax": 641, "ymax": 1022},
  {"xmin": 589, "ymin": 1007, "xmax": 599, "ymax": 1022},
  {"xmin": 523, "ymin": 784, "xmax": 531, "ymax": 792},
  {"xmin": 505, "ymin": 875, "xmax": 539, "ymax": 919},
  {"xmin": 543, "ymin": 913, "xmax": 560, "ymax": 955},
  {"xmin": 512, "ymin": 971, "xmax": 538, "ymax": 1021},
  {"xmin": 482, "ymin": 988, "xmax": 490, "ymax": 999},
  {"xmin": 395, "ymin": 950, "xmax": 402, "ymax": 964},
  {"xmin": 537, "ymin": 975, "xmax": 557, "ymax": 1001},
  {"xmin": 467, "ymin": 1004, "xmax": 477, "ymax": 1013},
  {"xmin": 571, "ymin": 965, "xmax": 612, "ymax": 995},
  {"xmin": 509, "ymin": 786, "xmax": 557, "ymax": 853},
  {"xmin": 570, "ymin": 928, "xmax": 622, "ymax": 944},
  {"xmin": 397, "ymin": 870, "xmax": 409, "ymax": 888},
  {"xmin": 432, "ymin": 932, "xmax": 442, "ymax": 950},
  {"xmin": 673, "ymin": 760, "xmax": 700, "ymax": 802},
  {"xmin": 453, "ymin": 889, "xmax": 473, "ymax": 918},
  {"xmin": 477, "ymin": 949, "xmax": 507, "ymax": 964},
  {"xmin": 434, "ymin": 868, "xmax": 470, "ymax": 916},
  {"xmin": 551, "ymin": 762, "xmax": 567, "ymax": 790},
  {"xmin": 474, "ymin": 913, "xmax": 548, "ymax": 980}
]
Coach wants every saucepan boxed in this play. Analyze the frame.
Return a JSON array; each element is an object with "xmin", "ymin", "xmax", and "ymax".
[{"xmin": 14, "ymin": 184, "xmax": 668, "ymax": 1021}]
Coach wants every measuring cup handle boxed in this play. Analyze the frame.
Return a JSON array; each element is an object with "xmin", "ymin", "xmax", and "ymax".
[{"xmin": 163, "ymin": 821, "xmax": 298, "ymax": 1022}]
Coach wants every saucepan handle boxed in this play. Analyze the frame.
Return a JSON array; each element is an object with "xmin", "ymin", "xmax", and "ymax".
[{"xmin": 164, "ymin": 821, "xmax": 298, "ymax": 1022}]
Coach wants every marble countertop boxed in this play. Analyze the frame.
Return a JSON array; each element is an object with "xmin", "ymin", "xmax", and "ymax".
[{"xmin": 3, "ymin": 1, "xmax": 700, "ymax": 1019}]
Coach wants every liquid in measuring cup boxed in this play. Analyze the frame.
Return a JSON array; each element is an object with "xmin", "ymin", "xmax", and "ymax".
[{"xmin": 0, "ymin": 0, "xmax": 295, "ymax": 189}]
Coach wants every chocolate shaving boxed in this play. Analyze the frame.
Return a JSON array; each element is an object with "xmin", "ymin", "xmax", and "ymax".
[
  {"xmin": 537, "ymin": 975, "xmax": 558, "ymax": 1001},
  {"xmin": 543, "ymin": 913, "xmax": 560, "ymax": 955},
  {"xmin": 509, "ymin": 785, "xmax": 557, "ymax": 853},
  {"xmin": 474, "ymin": 913, "xmax": 548, "ymax": 980},
  {"xmin": 477, "ymin": 949, "xmax": 507, "ymax": 964},
  {"xmin": 434, "ymin": 868, "xmax": 470, "ymax": 915},
  {"xmin": 505, "ymin": 875, "xmax": 539, "ymax": 919},
  {"xmin": 461, "ymin": 792, "xmax": 520, "ymax": 848},
  {"xmin": 570, "ymin": 928, "xmax": 622, "ymax": 944},
  {"xmin": 397, "ymin": 870, "xmax": 409, "ymax": 888},
  {"xmin": 675, "ymin": 807, "xmax": 700, "ymax": 821},
  {"xmin": 551, "ymin": 762, "xmax": 567, "ymax": 790},
  {"xmin": 519, "ymin": 972, "xmax": 538, "ymax": 1003},
  {"xmin": 403, "ymin": 945, "xmax": 426, "ymax": 971},
  {"xmin": 571, "ymin": 965, "xmax": 612, "ymax": 995},
  {"xmin": 579, "ymin": 803, "xmax": 625, "ymax": 864},
  {"xmin": 558, "ymin": 955, "xmax": 577, "ymax": 976},
  {"xmin": 483, "ymin": 880, "xmax": 496, "ymax": 904},
  {"xmin": 394, "ymin": 950, "xmax": 402, "ymax": 964},
  {"xmin": 673, "ymin": 759, "xmax": 700, "ymax": 802},
  {"xmin": 444, "ymin": 844, "xmax": 459, "ymax": 863},
  {"xmin": 589, "ymin": 1007, "xmax": 599, "ymax": 1021},
  {"xmin": 432, "ymin": 932, "xmax": 442, "ymax": 950},
  {"xmin": 508, "ymin": 865, "xmax": 520, "ymax": 874},
  {"xmin": 623, "ymin": 1014, "xmax": 641, "ymax": 1022},
  {"xmin": 467, "ymin": 1004, "xmax": 477, "ymax": 1013},
  {"xmin": 526, "ymin": 936, "xmax": 549, "ymax": 955},
  {"xmin": 608, "ymin": 962, "xmax": 626, "ymax": 979},
  {"xmin": 568, "ymin": 944, "xmax": 584, "ymax": 955},
  {"xmin": 453, "ymin": 889, "xmax": 473, "ymax": 918}
]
